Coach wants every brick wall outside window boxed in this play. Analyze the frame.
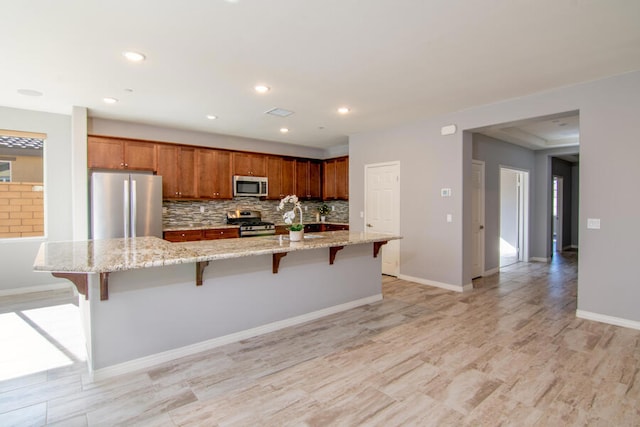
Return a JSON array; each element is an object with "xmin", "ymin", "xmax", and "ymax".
[{"xmin": 0, "ymin": 182, "xmax": 44, "ymax": 238}]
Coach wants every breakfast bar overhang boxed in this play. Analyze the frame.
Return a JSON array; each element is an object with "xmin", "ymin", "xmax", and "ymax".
[{"xmin": 34, "ymin": 231, "xmax": 401, "ymax": 378}]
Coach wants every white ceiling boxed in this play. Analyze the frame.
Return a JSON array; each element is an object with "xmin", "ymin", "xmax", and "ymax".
[{"xmin": 2, "ymin": 1, "xmax": 639, "ymax": 149}]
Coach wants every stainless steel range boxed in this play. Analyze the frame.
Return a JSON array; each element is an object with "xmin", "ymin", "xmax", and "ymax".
[{"xmin": 226, "ymin": 210, "xmax": 276, "ymax": 237}]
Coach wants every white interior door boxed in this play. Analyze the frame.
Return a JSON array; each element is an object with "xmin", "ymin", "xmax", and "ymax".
[
  {"xmin": 471, "ymin": 161, "xmax": 485, "ymax": 278},
  {"xmin": 365, "ymin": 162, "xmax": 400, "ymax": 276}
]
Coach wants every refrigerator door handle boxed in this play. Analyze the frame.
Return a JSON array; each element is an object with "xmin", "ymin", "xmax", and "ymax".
[
  {"xmin": 131, "ymin": 179, "xmax": 137, "ymax": 238},
  {"xmin": 124, "ymin": 180, "xmax": 130, "ymax": 239}
]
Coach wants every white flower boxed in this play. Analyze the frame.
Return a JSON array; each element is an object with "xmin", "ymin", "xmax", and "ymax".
[{"xmin": 278, "ymin": 195, "xmax": 303, "ymax": 225}]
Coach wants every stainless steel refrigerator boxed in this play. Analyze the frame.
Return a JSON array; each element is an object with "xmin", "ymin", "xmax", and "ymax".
[{"xmin": 90, "ymin": 172, "xmax": 163, "ymax": 239}]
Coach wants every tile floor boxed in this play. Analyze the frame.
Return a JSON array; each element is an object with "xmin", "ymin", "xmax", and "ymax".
[{"xmin": 1, "ymin": 251, "xmax": 639, "ymax": 426}]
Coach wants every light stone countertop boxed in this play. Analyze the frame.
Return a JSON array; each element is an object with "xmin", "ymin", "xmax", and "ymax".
[{"xmin": 33, "ymin": 231, "xmax": 400, "ymax": 274}]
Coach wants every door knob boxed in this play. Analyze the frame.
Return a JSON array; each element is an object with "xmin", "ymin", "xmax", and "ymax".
[
  {"xmin": 366, "ymin": 223, "xmax": 373, "ymax": 228},
  {"xmin": 479, "ymin": 225, "xmax": 484, "ymax": 230}
]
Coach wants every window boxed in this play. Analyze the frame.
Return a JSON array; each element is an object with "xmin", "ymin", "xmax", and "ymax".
[
  {"xmin": 0, "ymin": 130, "xmax": 45, "ymax": 238},
  {"xmin": 0, "ymin": 160, "xmax": 10, "ymax": 182}
]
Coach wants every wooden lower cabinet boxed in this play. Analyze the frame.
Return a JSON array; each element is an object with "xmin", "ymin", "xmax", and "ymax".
[
  {"xmin": 164, "ymin": 227, "xmax": 239, "ymax": 242},
  {"xmin": 322, "ymin": 223, "xmax": 349, "ymax": 231},
  {"xmin": 277, "ymin": 223, "xmax": 349, "ymax": 234},
  {"xmin": 202, "ymin": 228, "xmax": 239, "ymax": 240},
  {"xmin": 163, "ymin": 230, "xmax": 203, "ymax": 242}
]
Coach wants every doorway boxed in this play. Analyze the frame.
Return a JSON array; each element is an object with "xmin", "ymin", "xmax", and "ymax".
[
  {"xmin": 364, "ymin": 161, "xmax": 400, "ymax": 276},
  {"xmin": 553, "ymin": 176, "xmax": 564, "ymax": 253},
  {"xmin": 500, "ymin": 167, "xmax": 529, "ymax": 267}
]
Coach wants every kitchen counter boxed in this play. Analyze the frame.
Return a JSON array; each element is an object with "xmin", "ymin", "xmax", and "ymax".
[
  {"xmin": 34, "ymin": 231, "xmax": 395, "ymax": 274},
  {"xmin": 34, "ymin": 231, "xmax": 400, "ymax": 378}
]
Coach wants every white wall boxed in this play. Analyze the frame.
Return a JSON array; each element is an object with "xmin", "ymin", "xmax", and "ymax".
[
  {"xmin": 350, "ymin": 70, "xmax": 640, "ymax": 324},
  {"xmin": 0, "ymin": 107, "xmax": 72, "ymax": 292}
]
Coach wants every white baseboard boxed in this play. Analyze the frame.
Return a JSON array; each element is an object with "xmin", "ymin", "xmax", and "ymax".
[
  {"xmin": 562, "ymin": 245, "xmax": 573, "ymax": 251},
  {"xmin": 0, "ymin": 282, "xmax": 72, "ymax": 297},
  {"xmin": 483, "ymin": 267, "xmax": 500, "ymax": 276},
  {"xmin": 89, "ymin": 293, "xmax": 383, "ymax": 382},
  {"xmin": 576, "ymin": 310, "xmax": 640, "ymax": 331},
  {"xmin": 398, "ymin": 274, "xmax": 467, "ymax": 292},
  {"xmin": 529, "ymin": 257, "xmax": 550, "ymax": 263},
  {"xmin": 571, "ymin": 245, "xmax": 579, "ymax": 249}
]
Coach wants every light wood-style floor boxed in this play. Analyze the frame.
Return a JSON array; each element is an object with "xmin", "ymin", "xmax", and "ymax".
[{"xmin": 1, "ymin": 252, "xmax": 639, "ymax": 426}]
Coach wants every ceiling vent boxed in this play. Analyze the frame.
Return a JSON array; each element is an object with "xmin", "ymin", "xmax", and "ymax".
[{"xmin": 265, "ymin": 108, "xmax": 294, "ymax": 117}]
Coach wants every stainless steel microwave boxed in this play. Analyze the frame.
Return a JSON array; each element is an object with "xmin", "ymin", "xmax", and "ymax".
[{"xmin": 233, "ymin": 175, "xmax": 268, "ymax": 197}]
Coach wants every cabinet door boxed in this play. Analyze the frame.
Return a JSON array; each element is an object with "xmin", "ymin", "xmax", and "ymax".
[
  {"xmin": 214, "ymin": 150, "xmax": 232, "ymax": 199},
  {"xmin": 233, "ymin": 153, "xmax": 267, "ymax": 176},
  {"xmin": 157, "ymin": 145, "xmax": 179, "ymax": 198},
  {"xmin": 177, "ymin": 147, "xmax": 196, "ymax": 198},
  {"xmin": 163, "ymin": 230, "xmax": 202, "ymax": 242},
  {"xmin": 281, "ymin": 158, "xmax": 295, "ymax": 197},
  {"xmin": 196, "ymin": 148, "xmax": 216, "ymax": 198},
  {"xmin": 202, "ymin": 228, "xmax": 239, "ymax": 240},
  {"xmin": 323, "ymin": 160, "xmax": 336, "ymax": 200},
  {"xmin": 295, "ymin": 160, "xmax": 308, "ymax": 198},
  {"xmin": 309, "ymin": 161, "xmax": 321, "ymax": 199},
  {"xmin": 88, "ymin": 137, "xmax": 124, "ymax": 169},
  {"xmin": 124, "ymin": 141, "xmax": 156, "ymax": 171},
  {"xmin": 267, "ymin": 156, "xmax": 283, "ymax": 199},
  {"xmin": 335, "ymin": 157, "xmax": 349, "ymax": 200}
]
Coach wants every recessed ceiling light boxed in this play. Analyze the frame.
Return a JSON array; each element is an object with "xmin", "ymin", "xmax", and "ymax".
[
  {"xmin": 280, "ymin": 128, "xmax": 289, "ymax": 134},
  {"xmin": 206, "ymin": 115, "xmax": 218, "ymax": 120},
  {"xmin": 103, "ymin": 97, "xmax": 119, "ymax": 104},
  {"xmin": 254, "ymin": 85, "xmax": 270, "ymax": 94},
  {"xmin": 123, "ymin": 51, "xmax": 146, "ymax": 62},
  {"xmin": 337, "ymin": 107, "xmax": 350, "ymax": 114},
  {"xmin": 17, "ymin": 89, "xmax": 43, "ymax": 97}
]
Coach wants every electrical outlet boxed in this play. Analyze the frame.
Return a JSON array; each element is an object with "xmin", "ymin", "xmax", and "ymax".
[
  {"xmin": 332, "ymin": 205, "xmax": 335, "ymax": 211},
  {"xmin": 200, "ymin": 206, "xmax": 205, "ymax": 214}
]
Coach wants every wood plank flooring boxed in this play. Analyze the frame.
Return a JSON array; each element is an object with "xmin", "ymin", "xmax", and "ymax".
[{"xmin": 1, "ymin": 252, "xmax": 639, "ymax": 426}]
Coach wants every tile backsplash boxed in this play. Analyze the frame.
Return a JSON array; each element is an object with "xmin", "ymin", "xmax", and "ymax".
[{"xmin": 163, "ymin": 198, "xmax": 349, "ymax": 228}]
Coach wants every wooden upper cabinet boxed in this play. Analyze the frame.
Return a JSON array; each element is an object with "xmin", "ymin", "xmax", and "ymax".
[
  {"xmin": 197, "ymin": 149, "xmax": 232, "ymax": 199},
  {"xmin": 295, "ymin": 159, "xmax": 321, "ymax": 199},
  {"xmin": 87, "ymin": 136, "xmax": 156, "ymax": 171},
  {"xmin": 233, "ymin": 152, "xmax": 267, "ymax": 177},
  {"xmin": 267, "ymin": 156, "xmax": 296, "ymax": 199},
  {"xmin": 335, "ymin": 157, "xmax": 349, "ymax": 200},
  {"xmin": 323, "ymin": 156, "xmax": 349, "ymax": 200},
  {"xmin": 157, "ymin": 145, "xmax": 196, "ymax": 199}
]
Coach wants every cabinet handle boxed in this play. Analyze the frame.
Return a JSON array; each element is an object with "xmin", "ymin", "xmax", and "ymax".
[{"xmin": 124, "ymin": 163, "xmax": 128, "ymax": 167}]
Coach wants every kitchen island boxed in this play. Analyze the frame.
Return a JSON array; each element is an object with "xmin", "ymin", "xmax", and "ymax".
[{"xmin": 34, "ymin": 231, "xmax": 400, "ymax": 378}]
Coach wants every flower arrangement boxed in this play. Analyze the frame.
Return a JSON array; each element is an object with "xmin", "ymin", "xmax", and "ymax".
[
  {"xmin": 317, "ymin": 204, "xmax": 330, "ymax": 216},
  {"xmin": 278, "ymin": 195, "xmax": 303, "ymax": 231}
]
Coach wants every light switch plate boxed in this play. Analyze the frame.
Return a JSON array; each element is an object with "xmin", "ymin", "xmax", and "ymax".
[
  {"xmin": 441, "ymin": 188, "xmax": 452, "ymax": 197},
  {"xmin": 587, "ymin": 218, "xmax": 601, "ymax": 229}
]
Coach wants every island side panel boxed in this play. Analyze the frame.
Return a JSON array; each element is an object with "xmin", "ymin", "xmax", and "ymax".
[{"xmin": 87, "ymin": 244, "xmax": 381, "ymax": 370}]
